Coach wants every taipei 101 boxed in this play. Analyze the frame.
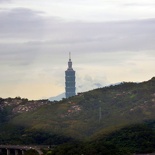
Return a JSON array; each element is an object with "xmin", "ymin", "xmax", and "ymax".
[
  {"xmin": 0, "ymin": 1, "xmax": 155, "ymax": 155},
  {"xmin": 65, "ymin": 53, "xmax": 76, "ymax": 98}
]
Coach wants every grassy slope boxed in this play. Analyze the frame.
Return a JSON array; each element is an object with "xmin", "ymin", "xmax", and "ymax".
[{"xmin": 8, "ymin": 77, "xmax": 155, "ymax": 139}]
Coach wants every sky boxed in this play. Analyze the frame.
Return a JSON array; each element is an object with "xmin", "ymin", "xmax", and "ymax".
[{"xmin": 0, "ymin": 0, "xmax": 155, "ymax": 100}]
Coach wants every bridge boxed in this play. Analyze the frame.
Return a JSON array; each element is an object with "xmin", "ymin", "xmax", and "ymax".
[{"xmin": 0, "ymin": 145, "xmax": 44, "ymax": 155}]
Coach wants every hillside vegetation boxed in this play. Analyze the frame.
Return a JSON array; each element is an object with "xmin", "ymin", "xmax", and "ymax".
[
  {"xmin": 50, "ymin": 121, "xmax": 155, "ymax": 155},
  {"xmin": 0, "ymin": 77, "xmax": 155, "ymax": 151}
]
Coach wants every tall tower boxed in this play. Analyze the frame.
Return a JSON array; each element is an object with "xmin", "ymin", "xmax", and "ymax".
[{"xmin": 65, "ymin": 53, "xmax": 76, "ymax": 98}]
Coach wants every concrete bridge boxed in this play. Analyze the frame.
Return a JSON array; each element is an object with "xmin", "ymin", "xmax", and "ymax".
[
  {"xmin": 133, "ymin": 153, "xmax": 155, "ymax": 155},
  {"xmin": 0, "ymin": 145, "xmax": 44, "ymax": 155}
]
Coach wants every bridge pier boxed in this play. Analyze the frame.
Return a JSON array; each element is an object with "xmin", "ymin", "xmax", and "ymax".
[
  {"xmin": 7, "ymin": 149, "xmax": 10, "ymax": 155},
  {"xmin": 15, "ymin": 149, "xmax": 18, "ymax": 155}
]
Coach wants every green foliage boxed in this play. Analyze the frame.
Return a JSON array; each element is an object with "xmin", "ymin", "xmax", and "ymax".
[
  {"xmin": 50, "ymin": 140, "xmax": 130, "ymax": 155},
  {"xmin": 25, "ymin": 149, "xmax": 39, "ymax": 155},
  {"xmin": 7, "ymin": 77, "xmax": 155, "ymax": 140},
  {"xmin": 0, "ymin": 108, "xmax": 8, "ymax": 123},
  {"xmin": 45, "ymin": 150, "xmax": 53, "ymax": 155},
  {"xmin": 0, "ymin": 77, "xmax": 155, "ymax": 154},
  {"xmin": 0, "ymin": 124, "xmax": 74, "ymax": 145},
  {"xmin": 49, "ymin": 121, "xmax": 155, "ymax": 155},
  {"xmin": 103, "ymin": 121, "xmax": 155, "ymax": 153}
]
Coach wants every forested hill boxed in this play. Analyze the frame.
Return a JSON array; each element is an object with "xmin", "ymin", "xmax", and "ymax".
[{"xmin": 0, "ymin": 77, "xmax": 155, "ymax": 145}]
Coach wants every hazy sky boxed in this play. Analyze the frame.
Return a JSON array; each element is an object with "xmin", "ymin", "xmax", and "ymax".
[{"xmin": 0, "ymin": 0, "xmax": 155, "ymax": 99}]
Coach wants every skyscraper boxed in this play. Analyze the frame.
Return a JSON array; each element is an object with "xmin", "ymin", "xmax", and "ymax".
[{"xmin": 65, "ymin": 53, "xmax": 76, "ymax": 98}]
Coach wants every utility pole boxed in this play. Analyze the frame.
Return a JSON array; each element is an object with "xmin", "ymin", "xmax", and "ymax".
[{"xmin": 99, "ymin": 107, "xmax": 102, "ymax": 123}]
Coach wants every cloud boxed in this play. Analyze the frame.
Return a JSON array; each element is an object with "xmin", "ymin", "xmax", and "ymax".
[
  {"xmin": 77, "ymin": 75, "xmax": 108, "ymax": 93},
  {"xmin": 0, "ymin": 8, "xmax": 155, "ymax": 72},
  {"xmin": 0, "ymin": 0, "xmax": 11, "ymax": 3},
  {"xmin": 0, "ymin": 7, "xmax": 155, "ymax": 99},
  {"xmin": 0, "ymin": 8, "xmax": 45, "ymax": 40},
  {"xmin": 123, "ymin": 1, "xmax": 155, "ymax": 7},
  {"xmin": 1, "ymin": 7, "xmax": 155, "ymax": 53},
  {"xmin": 30, "ymin": 18, "xmax": 155, "ymax": 52}
]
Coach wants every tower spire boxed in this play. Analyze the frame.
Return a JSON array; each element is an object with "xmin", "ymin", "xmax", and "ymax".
[{"xmin": 68, "ymin": 52, "xmax": 72, "ymax": 69}]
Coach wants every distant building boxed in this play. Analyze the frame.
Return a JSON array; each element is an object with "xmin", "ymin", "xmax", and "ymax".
[{"xmin": 65, "ymin": 53, "xmax": 76, "ymax": 98}]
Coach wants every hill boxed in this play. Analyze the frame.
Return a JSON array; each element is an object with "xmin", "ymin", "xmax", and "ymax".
[{"xmin": 0, "ymin": 77, "xmax": 155, "ymax": 146}]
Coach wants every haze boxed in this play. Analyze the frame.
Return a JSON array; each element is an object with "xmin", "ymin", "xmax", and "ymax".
[{"xmin": 0, "ymin": 0, "xmax": 155, "ymax": 99}]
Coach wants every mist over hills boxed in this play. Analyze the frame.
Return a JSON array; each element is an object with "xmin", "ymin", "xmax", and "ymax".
[
  {"xmin": 0, "ymin": 77, "xmax": 155, "ymax": 154},
  {"xmin": 48, "ymin": 82, "xmax": 122, "ymax": 101},
  {"xmin": 49, "ymin": 93, "xmax": 65, "ymax": 101}
]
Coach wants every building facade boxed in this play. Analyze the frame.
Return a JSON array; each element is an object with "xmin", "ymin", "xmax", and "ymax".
[{"xmin": 65, "ymin": 53, "xmax": 76, "ymax": 98}]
